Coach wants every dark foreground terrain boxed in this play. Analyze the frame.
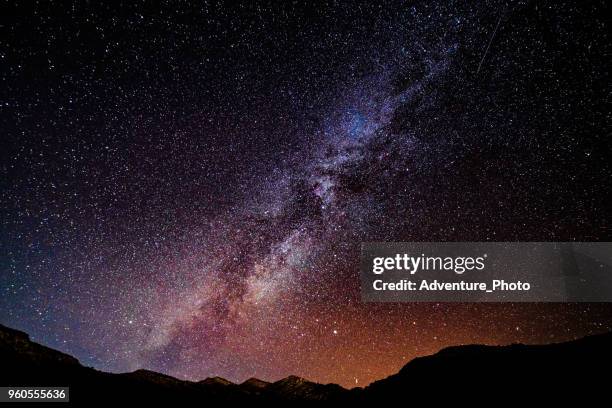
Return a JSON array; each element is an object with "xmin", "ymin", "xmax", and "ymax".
[{"xmin": 1, "ymin": 324, "xmax": 610, "ymax": 404}]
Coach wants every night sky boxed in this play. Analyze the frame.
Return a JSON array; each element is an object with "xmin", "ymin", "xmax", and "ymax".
[{"xmin": 1, "ymin": 0, "xmax": 611, "ymax": 387}]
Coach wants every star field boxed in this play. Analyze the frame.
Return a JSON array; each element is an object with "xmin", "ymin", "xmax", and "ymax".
[{"xmin": 1, "ymin": 0, "xmax": 611, "ymax": 387}]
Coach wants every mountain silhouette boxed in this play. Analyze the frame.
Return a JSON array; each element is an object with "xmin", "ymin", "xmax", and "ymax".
[{"xmin": 1, "ymin": 324, "xmax": 609, "ymax": 404}]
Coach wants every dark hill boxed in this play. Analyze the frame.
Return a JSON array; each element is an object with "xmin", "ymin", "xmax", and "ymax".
[
  {"xmin": 360, "ymin": 331, "xmax": 611, "ymax": 403},
  {"xmin": 1, "ymin": 324, "xmax": 610, "ymax": 404}
]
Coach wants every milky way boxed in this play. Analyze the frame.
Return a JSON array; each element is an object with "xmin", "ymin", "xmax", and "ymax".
[{"xmin": 1, "ymin": 0, "xmax": 611, "ymax": 387}]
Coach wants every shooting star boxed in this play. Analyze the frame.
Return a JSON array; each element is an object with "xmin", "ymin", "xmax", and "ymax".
[{"xmin": 476, "ymin": 10, "xmax": 505, "ymax": 74}]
